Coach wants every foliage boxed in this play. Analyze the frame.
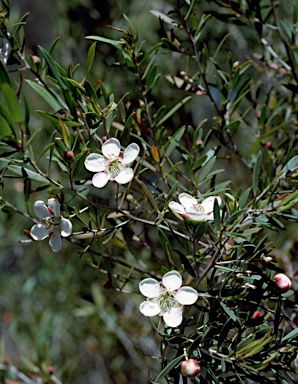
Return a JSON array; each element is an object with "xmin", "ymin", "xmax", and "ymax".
[{"xmin": 0, "ymin": 0, "xmax": 298, "ymax": 383}]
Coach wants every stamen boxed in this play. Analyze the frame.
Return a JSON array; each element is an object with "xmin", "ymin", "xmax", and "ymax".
[
  {"xmin": 107, "ymin": 159, "xmax": 124, "ymax": 176},
  {"xmin": 43, "ymin": 216, "xmax": 61, "ymax": 230},
  {"xmin": 158, "ymin": 291, "xmax": 176, "ymax": 312}
]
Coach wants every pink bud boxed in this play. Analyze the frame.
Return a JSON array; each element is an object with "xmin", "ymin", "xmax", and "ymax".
[
  {"xmin": 181, "ymin": 359, "xmax": 201, "ymax": 378},
  {"xmin": 273, "ymin": 273, "xmax": 292, "ymax": 292},
  {"xmin": 265, "ymin": 141, "xmax": 272, "ymax": 149},
  {"xmin": 252, "ymin": 311, "xmax": 263, "ymax": 325},
  {"xmin": 262, "ymin": 256, "xmax": 273, "ymax": 264},
  {"xmin": 102, "ymin": 136, "xmax": 108, "ymax": 143},
  {"xmin": 32, "ymin": 55, "xmax": 41, "ymax": 63},
  {"xmin": 64, "ymin": 150, "xmax": 74, "ymax": 162}
]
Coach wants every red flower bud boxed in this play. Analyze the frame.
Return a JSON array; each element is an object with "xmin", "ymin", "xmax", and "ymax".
[
  {"xmin": 273, "ymin": 273, "xmax": 292, "ymax": 292},
  {"xmin": 252, "ymin": 311, "xmax": 263, "ymax": 325},
  {"xmin": 64, "ymin": 151, "xmax": 74, "ymax": 162},
  {"xmin": 102, "ymin": 136, "xmax": 108, "ymax": 143},
  {"xmin": 181, "ymin": 359, "xmax": 201, "ymax": 378}
]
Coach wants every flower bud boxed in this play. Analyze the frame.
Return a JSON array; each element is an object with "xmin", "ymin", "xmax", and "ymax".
[
  {"xmin": 64, "ymin": 150, "xmax": 74, "ymax": 162},
  {"xmin": 102, "ymin": 136, "xmax": 108, "ymax": 143},
  {"xmin": 252, "ymin": 311, "xmax": 263, "ymax": 325},
  {"xmin": 273, "ymin": 273, "xmax": 292, "ymax": 292},
  {"xmin": 262, "ymin": 256, "xmax": 273, "ymax": 264},
  {"xmin": 181, "ymin": 359, "xmax": 201, "ymax": 378}
]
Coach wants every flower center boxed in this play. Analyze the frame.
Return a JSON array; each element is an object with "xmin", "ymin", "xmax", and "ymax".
[
  {"xmin": 191, "ymin": 203, "xmax": 204, "ymax": 213},
  {"xmin": 106, "ymin": 159, "xmax": 124, "ymax": 177},
  {"xmin": 158, "ymin": 290, "xmax": 176, "ymax": 312},
  {"xmin": 43, "ymin": 216, "xmax": 61, "ymax": 230}
]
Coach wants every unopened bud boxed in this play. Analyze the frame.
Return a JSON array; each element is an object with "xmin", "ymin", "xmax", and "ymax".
[
  {"xmin": 273, "ymin": 273, "xmax": 292, "ymax": 292},
  {"xmin": 32, "ymin": 55, "xmax": 41, "ymax": 63},
  {"xmin": 233, "ymin": 61, "xmax": 240, "ymax": 69},
  {"xmin": 265, "ymin": 141, "xmax": 272, "ymax": 149},
  {"xmin": 181, "ymin": 359, "xmax": 201, "ymax": 378},
  {"xmin": 64, "ymin": 151, "xmax": 74, "ymax": 162},
  {"xmin": 102, "ymin": 136, "xmax": 108, "ymax": 143},
  {"xmin": 252, "ymin": 311, "xmax": 263, "ymax": 325},
  {"xmin": 102, "ymin": 280, "xmax": 113, "ymax": 289},
  {"xmin": 262, "ymin": 256, "xmax": 273, "ymax": 264}
]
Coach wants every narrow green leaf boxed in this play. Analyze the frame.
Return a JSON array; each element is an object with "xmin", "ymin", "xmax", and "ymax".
[
  {"xmin": 86, "ymin": 36, "xmax": 123, "ymax": 50},
  {"xmin": 252, "ymin": 151, "xmax": 262, "ymax": 196},
  {"xmin": 213, "ymin": 197, "xmax": 220, "ymax": 231},
  {"xmin": 152, "ymin": 355, "xmax": 184, "ymax": 383},
  {"xmin": 39, "ymin": 45, "xmax": 66, "ymax": 90},
  {"xmin": 164, "ymin": 126, "xmax": 186, "ymax": 158},
  {"xmin": 156, "ymin": 96, "xmax": 192, "ymax": 127},
  {"xmin": 26, "ymin": 80, "xmax": 62, "ymax": 112},
  {"xmin": 0, "ymin": 114, "xmax": 13, "ymax": 137},
  {"xmin": 282, "ymin": 155, "xmax": 298, "ymax": 173},
  {"xmin": 123, "ymin": 14, "xmax": 138, "ymax": 39},
  {"xmin": 0, "ymin": 60, "xmax": 11, "ymax": 86},
  {"xmin": 138, "ymin": 180, "xmax": 160, "ymax": 212},
  {"xmin": 7, "ymin": 165, "xmax": 49, "ymax": 183},
  {"xmin": 198, "ymin": 156, "xmax": 216, "ymax": 183},
  {"xmin": 220, "ymin": 301, "xmax": 237, "ymax": 322},
  {"xmin": 238, "ymin": 188, "xmax": 251, "ymax": 208},
  {"xmin": 2, "ymin": 83, "xmax": 23, "ymax": 123},
  {"xmin": 150, "ymin": 10, "xmax": 180, "ymax": 27},
  {"xmin": 282, "ymin": 327, "xmax": 298, "ymax": 342},
  {"xmin": 86, "ymin": 42, "xmax": 97, "ymax": 75}
]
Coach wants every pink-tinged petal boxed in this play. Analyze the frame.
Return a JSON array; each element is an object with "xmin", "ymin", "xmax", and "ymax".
[
  {"xmin": 162, "ymin": 271, "xmax": 182, "ymax": 291},
  {"xmin": 30, "ymin": 223, "xmax": 49, "ymax": 240},
  {"xmin": 163, "ymin": 307, "xmax": 183, "ymax": 327},
  {"xmin": 102, "ymin": 138, "xmax": 120, "ymax": 158},
  {"xmin": 175, "ymin": 287, "xmax": 198, "ymax": 305},
  {"xmin": 92, "ymin": 172, "xmax": 111, "ymax": 188},
  {"xmin": 201, "ymin": 196, "xmax": 221, "ymax": 216},
  {"xmin": 34, "ymin": 200, "xmax": 49, "ymax": 219},
  {"xmin": 114, "ymin": 168, "xmax": 134, "ymax": 184},
  {"xmin": 47, "ymin": 198, "xmax": 60, "ymax": 216},
  {"xmin": 60, "ymin": 218, "xmax": 72, "ymax": 237},
  {"xmin": 123, "ymin": 143, "xmax": 140, "ymax": 164},
  {"xmin": 178, "ymin": 193, "xmax": 198, "ymax": 210},
  {"xmin": 168, "ymin": 201, "xmax": 186, "ymax": 215},
  {"xmin": 184, "ymin": 211, "xmax": 206, "ymax": 221},
  {"xmin": 139, "ymin": 278, "xmax": 160, "ymax": 298},
  {"xmin": 85, "ymin": 153, "xmax": 105, "ymax": 172},
  {"xmin": 49, "ymin": 231, "xmax": 62, "ymax": 252},
  {"xmin": 139, "ymin": 300, "xmax": 160, "ymax": 317}
]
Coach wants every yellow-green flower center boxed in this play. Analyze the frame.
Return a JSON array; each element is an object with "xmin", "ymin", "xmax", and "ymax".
[
  {"xmin": 107, "ymin": 159, "xmax": 124, "ymax": 177},
  {"xmin": 43, "ymin": 216, "xmax": 61, "ymax": 230},
  {"xmin": 158, "ymin": 290, "xmax": 176, "ymax": 312}
]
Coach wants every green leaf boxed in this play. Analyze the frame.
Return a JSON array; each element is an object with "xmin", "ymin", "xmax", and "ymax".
[
  {"xmin": 2, "ymin": 83, "xmax": 23, "ymax": 123},
  {"xmin": 282, "ymin": 327, "xmax": 298, "ymax": 342},
  {"xmin": 138, "ymin": 180, "xmax": 160, "ymax": 212},
  {"xmin": 213, "ymin": 197, "xmax": 220, "ymax": 231},
  {"xmin": 0, "ymin": 60, "xmax": 11, "ymax": 86},
  {"xmin": 220, "ymin": 301, "xmax": 237, "ymax": 322},
  {"xmin": 238, "ymin": 188, "xmax": 251, "ymax": 208},
  {"xmin": 123, "ymin": 14, "xmax": 138, "ymax": 39},
  {"xmin": 152, "ymin": 355, "xmax": 184, "ymax": 383},
  {"xmin": 26, "ymin": 80, "xmax": 62, "ymax": 112},
  {"xmin": 282, "ymin": 155, "xmax": 298, "ymax": 173},
  {"xmin": 7, "ymin": 165, "xmax": 49, "ymax": 183},
  {"xmin": 164, "ymin": 126, "xmax": 186, "ymax": 158},
  {"xmin": 0, "ymin": 114, "xmax": 13, "ymax": 137},
  {"xmin": 156, "ymin": 96, "xmax": 192, "ymax": 127},
  {"xmin": 252, "ymin": 151, "xmax": 262, "ymax": 196},
  {"xmin": 86, "ymin": 41, "xmax": 97, "ymax": 75},
  {"xmin": 85, "ymin": 36, "xmax": 124, "ymax": 50},
  {"xmin": 39, "ymin": 45, "xmax": 66, "ymax": 90},
  {"xmin": 150, "ymin": 10, "xmax": 180, "ymax": 27},
  {"xmin": 198, "ymin": 156, "xmax": 216, "ymax": 183}
]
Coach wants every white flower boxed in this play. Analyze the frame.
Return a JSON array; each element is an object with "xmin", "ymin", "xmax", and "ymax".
[
  {"xmin": 139, "ymin": 270, "xmax": 198, "ymax": 327},
  {"xmin": 84, "ymin": 138, "xmax": 140, "ymax": 188},
  {"xmin": 30, "ymin": 198, "xmax": 72, "ymax": 252},
  {"xmin": 169, "ymin": 193, "xmax": 221, "ymax": 222}
]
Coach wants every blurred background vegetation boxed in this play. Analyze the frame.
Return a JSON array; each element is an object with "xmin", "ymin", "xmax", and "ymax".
[{"xmin": 0, "ymin": 0, "xmax": 297, "ymax": 383}]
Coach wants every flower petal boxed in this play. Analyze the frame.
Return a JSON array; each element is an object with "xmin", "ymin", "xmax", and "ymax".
[
  {"xmin": 168, "ymin": 201, "xmax": 186, "ymax": 215},
  {"xmin": 123, "ymin": 143, "xmax": 140, "ymax": 164},
  {"xmin": 163, "ymin": 307, "xmax": 183, "ymax": 327},
  {"xmin": 201, "ymin": 196, "xmax": 221, "ymax": 218},
  {"xmin": 102, "ymin": 138, "xmax": 120, "ymax": 158},
  {"xmin": 34, "ymin": 200, "xmax": 49, "ymax": 219},
  {"xmin": 48, "ymin": 198, "xmax": 60, "ymax": 216},
  {"xmin": 176, "ymin": 287, "xmax": 198, "ymax": 305},
  {"xmin": 92, "ymin": 172, "xmax": 111, "ymax": 188},
  {"xmin": 178, "ymin": 193, "xmax": 198, "ymax": 210},
  {"xmin": 85, "ymin": 153, "xmax": 105, "ymax": 172},
  {"xmin": 30, "ymin": 224, "xmax": 49, "ymax": 240},
  {"xmin": 139, "ymin": 300, "xmax": 160, "ymax": 317},
  {"xmin": 49, "ymin": 231, "xmax": 62, "ymax": 252},
  {"xmin": 139, "ymin": 278, "xmax": 160, "ymax": 298},
  {"xmin": 60, "ymin": 218, "xmax": 72, "ymax": 237},
  {"xmin": 162, "ymin": 271, "xmax": 182, "ymax": 291},
  {"xmin": 114, "ymin": 168, "xmax": 134, "ymax": 184}
]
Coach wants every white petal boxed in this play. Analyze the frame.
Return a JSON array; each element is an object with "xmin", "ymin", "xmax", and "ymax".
[
  {"xmin": 30, "ymin": 224, "xmax": 49, "ymax": 240},
  {"xmin": 139, "ymin": 301, "xmax": 160, "ymax": 317},
  {"xmin": 49, "ymin": 231, "xmax": 62, "ymax": 252},
  {"xmin": 163, "ymin": 307, "xmax": 183, "ymax": 327},
  {"xmin": 34, "ymin": 200, "xmax": 49, "ymax": 219},
  {"xmin": 175, "ymin": 287, "xmax": 198, "ymax": 305},
  {"xmin": 139, "ymin": 278, "xmax": 160, "ymax": 298},
  {"xmin": 60, "ymin": 218, "xmax": 72, "ymax": 237},
  {"xmin": 162, "ymin": 271, "xmax": 182, "ymax": 291},
  {"xmin": 168, "ymin": 201, "xmax": 186, "ymax": 215},
  {"xmin": 201, "ymin": 196, "xmax": 221, "ymax": 216},
  {"xmin": 123, "ymin": 143, "xmax": 140, "ymax": 164},
  {"xmin": 92, "ymin": 172, "xmax": 111, "ymax": 188},
  {"xmin": 102, "ymin": 138, "xmax": 120, "ymax": 158},
  {"xmin": 184, "ymin": 211, "xmax": 207, "ymax": 221},
  {"xmin": 47, "ymin": 198, "xmax": 60, "ymax": 216},
  {"xmin": 178, "ymin": 193, "xmax": 198, "ymax": 210},
  {"xmin": 114, "ymin": 168, "xmax": 134, "ymax": 184},
  {"xmin": 85, "ymin": 153, "xmax": 105, "ymax": 172}
]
